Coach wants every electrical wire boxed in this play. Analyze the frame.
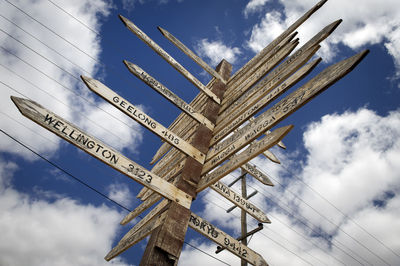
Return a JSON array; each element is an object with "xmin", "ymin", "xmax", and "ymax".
[
  {"xmin": 0, "ymin": 45, "xmax": 143, "ymax": 138},
  {"xmin": 3, "ymin": 0, "xmax": 99, "ymax": 62},
  {"xmin": 1, "ymin": 1, "xmax": 395, "ymax": 263},
  {"xmin": 0, "ymin": 127, "xmax": 231, "ymax": 265},
  {"xmin": 201, "ymin": 191, "xmax": 319, "ymax": 266},
  {"xmin": 46, "ymin": 0, "xmax": 100, "ymax": 35},
  {"xmin": 280, "ymin": 164, "xmax": 400, "ymax": 260},
  {"xmin": 0, "ymin": 27, "xmax": 79, "ymax": 81},
  {"xmin": 184, "ymin": 241, "xmax": 231, "ymax": 266},
  {"xmin": 252, "ymin": 161, "xmax": 391, "ymax": 266},
  {"xmin": 0, "ymin": 13, "xmax": 92, "ymax": 75},
  {"xmin": 0, "ymin": 64, "xmax": 134, "ymax": 150},
  {"xmin": 0, "ymin": 128, "xmax": 132, "ymax": 212}
]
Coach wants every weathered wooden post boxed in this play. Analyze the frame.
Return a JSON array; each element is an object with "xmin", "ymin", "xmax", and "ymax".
[{"xmin": 139, "ymin": 59, "xmax": 232, "ymax": 265}]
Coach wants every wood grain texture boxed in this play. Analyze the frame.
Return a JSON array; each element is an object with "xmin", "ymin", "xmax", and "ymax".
[
  {"xmin": 198, "ymin": 125, "xmax": 293, "ymax": 191},
  {"xmin": 209, "ymin": 50, "xmax": 369, "ymax": 160},
  {"xmin": 81, "ymin": 76, "xmax": 206, "ymax": 164},
  {"xmin": 188, "ymin": 212, "xmax": 268, "ymax": 266},
  {"xmin": 158, "ymin": 26, "xmax": 227, "ymax": 84},
  {"xmin": 210, "ymin": 180, "xmax": 270, "ymax": 223},
  {"xmin": 120, "ymin": 15, "xmax": 221, "ymax": 104},
  {"xmin": 11, "ymin": 96, "xmax": 192, "ymax": 209},
  {"xmin": 241, "ymin": 163, "xmax": 274, "ymax": 186},
  {"xmin": 105, "ymin": 211, "xmax": 167, "ymax": 261},
  {"xmin": 124, "ymin": 60, "xmax": 215, "ymax": 130},
  {"xmin": 227, "ymin": 0, "xmax": 327, "ymax": 85}
]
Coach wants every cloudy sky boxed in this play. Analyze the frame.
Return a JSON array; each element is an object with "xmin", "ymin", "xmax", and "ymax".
[{"xmin": 0, "ymin": 0, "xmax": 399, "ymax": 265}]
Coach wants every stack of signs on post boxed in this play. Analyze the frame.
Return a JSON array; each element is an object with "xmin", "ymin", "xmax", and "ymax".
[{"xmin": 11, "ymin": 0, "xmax": 369, "ymax": 265}]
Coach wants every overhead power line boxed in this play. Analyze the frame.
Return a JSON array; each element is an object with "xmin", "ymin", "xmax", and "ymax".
[
  {"xmin": 3, "ymin": 0, "xmax": 99, "ymax": 62},
  {"xmin": 0, "ymin": 13, "xmax": 92, "ymax": 75},
  {"xmin": 0, "ymin": 127, "xmax": 231, "ymax": 265},
  {"xmin": 0, "ymin": 45, "xmax": 143, "ymax": 138},
  {"xmin": 280, "ymin": 164, "xmax": 400, "ymax": 260},
  {"xmin": 251, "ymin": 162, "xmax": 391, "ymax": 266}
]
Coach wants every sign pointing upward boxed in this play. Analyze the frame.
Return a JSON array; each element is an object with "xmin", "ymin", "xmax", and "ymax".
[
  {"xmin": 119, "ymin": 15, "xmax": 221, "ymax": 104},
  {"xmin": 81, "ymin": 76, "xmax": 206, "ymax": 164},
  {"xmin": 123, "ymin": 60, "xmax": 215, "ymax": 131},
  {"xmin": 158, "ymin": 26, "xmax": 228, "ymax": 84}
]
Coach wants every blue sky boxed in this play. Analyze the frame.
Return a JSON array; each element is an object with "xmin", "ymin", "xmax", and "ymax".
[{"xmin": 0, "ymin": 0, "xmax": 400, "ymax": 265}]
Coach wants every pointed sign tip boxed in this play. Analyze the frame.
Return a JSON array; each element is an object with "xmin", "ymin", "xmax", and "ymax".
[
  {"xmin": 118, "ymin": 14, "xmax": 128, "ymax": 26},
  {"xmin": 104, "ymin": 253, "xmax": 113, "ymax": 261},
  {"xmin": 157, "ymin": 26, "xmax": 166, "ymax": 36},
  {"xmin": 10, "ymin": 96, "xmax": 25, "ymax": 114},
  {"xmin": 317, "ymin": 0, "xmax": 328, "ymax": 7}
]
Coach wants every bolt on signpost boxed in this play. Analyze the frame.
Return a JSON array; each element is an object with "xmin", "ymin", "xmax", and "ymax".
[{"xmin": 12, "ymin": 1, "xmax": 369, "ymax": 265}]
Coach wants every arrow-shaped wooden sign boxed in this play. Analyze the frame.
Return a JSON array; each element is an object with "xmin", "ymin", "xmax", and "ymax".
[
  {"xmin": 123, "ymin": 60, "xmax": 215, "ymax": 130},
  {"xmin": 188, "ymin": 212, "xmax": 268, "ymax": 266},
  {"xmin": 215, "ymin": 48, "xmax": 322, "ymax": 139},
  {"xmin": 222, "ymin": 37, "xmax": 299, "ymax": 106},
  {"xmin": 158, "ymin": 26, "xmax": 227, "ymax": 84},
  {"xmin": 121, "ymin": 198, "xmax": 169, "ymax": 226},
  {"xmin": 81, "ymin": 76, "xmax": 206, "ymax": 164},
  {"xmin": 105, "ymin": 211, "xmax": 167, "ymax": 261},
  {"xmin": 209, "ymin": 50, "xmax": 369, "ymax": 161},
  {"xmin": 263, "ymin": 150, "xmax": 280, "ymax": 164},
  {"xmin": 119, "ymin": 15, "xmax": 221, "ymax": 104},
  {"xmin": 227, "ymin": 0, "xmax": 327, "ymax": 86},
  {"xmin": 11, "ymin": 96, "xmax": 192, "ymax": 209},
  {"xmin": 220, "ymin": 18, "xmax": 342, "ymax": 117},
  {"xmin": 241, "ymin": 163, "xmax": 273, "ymax": 186},
  {"xmin": 198, "ymin": 125, "xmax": 293, "ymax": 192},
  {"xmin": 210, "ymin": 180, "xmax": 270, "ymax": 223},
  {"xmin": 122, "ymin": 193, "xmax": 162, "ymax": 224}
]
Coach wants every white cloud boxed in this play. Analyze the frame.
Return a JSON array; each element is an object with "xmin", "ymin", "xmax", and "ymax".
[
  {"xmin": 244, "ymin": 0, "xmax": 270, "ymax": 18},
  {"xmin": 0, "ymin": 157, "xmax": 130, "ymax": 266},
  {"xmin": 182, "ymin": 108, "xmax": 400, "ymax": 265},
  {"xmin": 246, "ymin": 0, "xmax": 400, "ymax": 75},
  {"xmin": 107, "ymin": 183, "xmax": 134, "ymax": 208},
  {"xmin": 195, "ymin": 39, "xmax": 241, "ymax": 67},
  {"xmin": 246, "ymin": 11, "xmax": 287, "ymax": 54},
  {"xmin": 0, "ymin": 0, "xmax": 143, "ymax": 160}
]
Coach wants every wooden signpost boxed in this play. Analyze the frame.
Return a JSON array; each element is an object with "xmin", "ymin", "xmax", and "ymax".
[
  {"xmin": 123, "ymin": 60, "xmax": 215, "ymax": 130},
  {"xmin": 119, "ymin": 15, "xmax": 221, "ymax": 104},
  {"xmin": 81, "ymin": 76, "xmax": 206, "ymax": 164},
  {"xmin": 11, "ymin": 96, "xmax": 192, "ymax": 209},
  {"xmin": 11, "ymin": 0, "xmax": 369, "ymax": 265},
  {"xmin": 188, "ymin": 212, "xmax": 268, "ymax": 266}
]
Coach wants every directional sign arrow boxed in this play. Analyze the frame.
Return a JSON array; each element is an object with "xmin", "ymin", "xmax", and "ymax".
[
  {"xmin": 121, "ymin": 198, "xmax": 169, "ymax": 226},
  {"xmin": 158, "ymin": 26, "xmax": 227, "ymax": 84},
  {"xmin": 214, "ymin": 48, "xmax": 322, "ymax": 140},
  {"xmin": 210, "ymin": 180, "xmax": 270, "ymax": 223},
  {"xmin": 123, "ymin": 60, "xmax": 215, "ymax": 130},
  {"xmin": 209, "ymin": 50, "xmax": 369, "ymax": 161},
  {"xmin": 227, "ymin": 0, "xmax": 327, "ymax": 85},
  {"xmin": 198, "ymin": 125, "xmax": 293, "ymax": 192},
  {"xmin": 222, "ymin": 37, "xmax": 299, "ymax": 107},
  {"xmin": 241, "ymin": 163, "xmax": 274, "ymax": 186},
  {"xmin": 263, "ymin": 150, "xmax": 280, "ymax": 164},
  {"xmin": 105, "ymin": 211, "xmax": 167, "ymax": 261},
  {"xmin": 81, "ymin": 76, "xmax": 206, "ymax": 164},
  {"xmin": 123, "ymin": 193, "xmax": 162, "ymax": 224},
  {"xmin": 188, "ymin": 212, "xmax": 268, "ymax": 266},
  {"xmin": 119, "ymin": 15, "xmax": 221, "ymax": 104},
  {"xmin": 11, "ymin": 96, "xmax": 192, "ymax": 209}
]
